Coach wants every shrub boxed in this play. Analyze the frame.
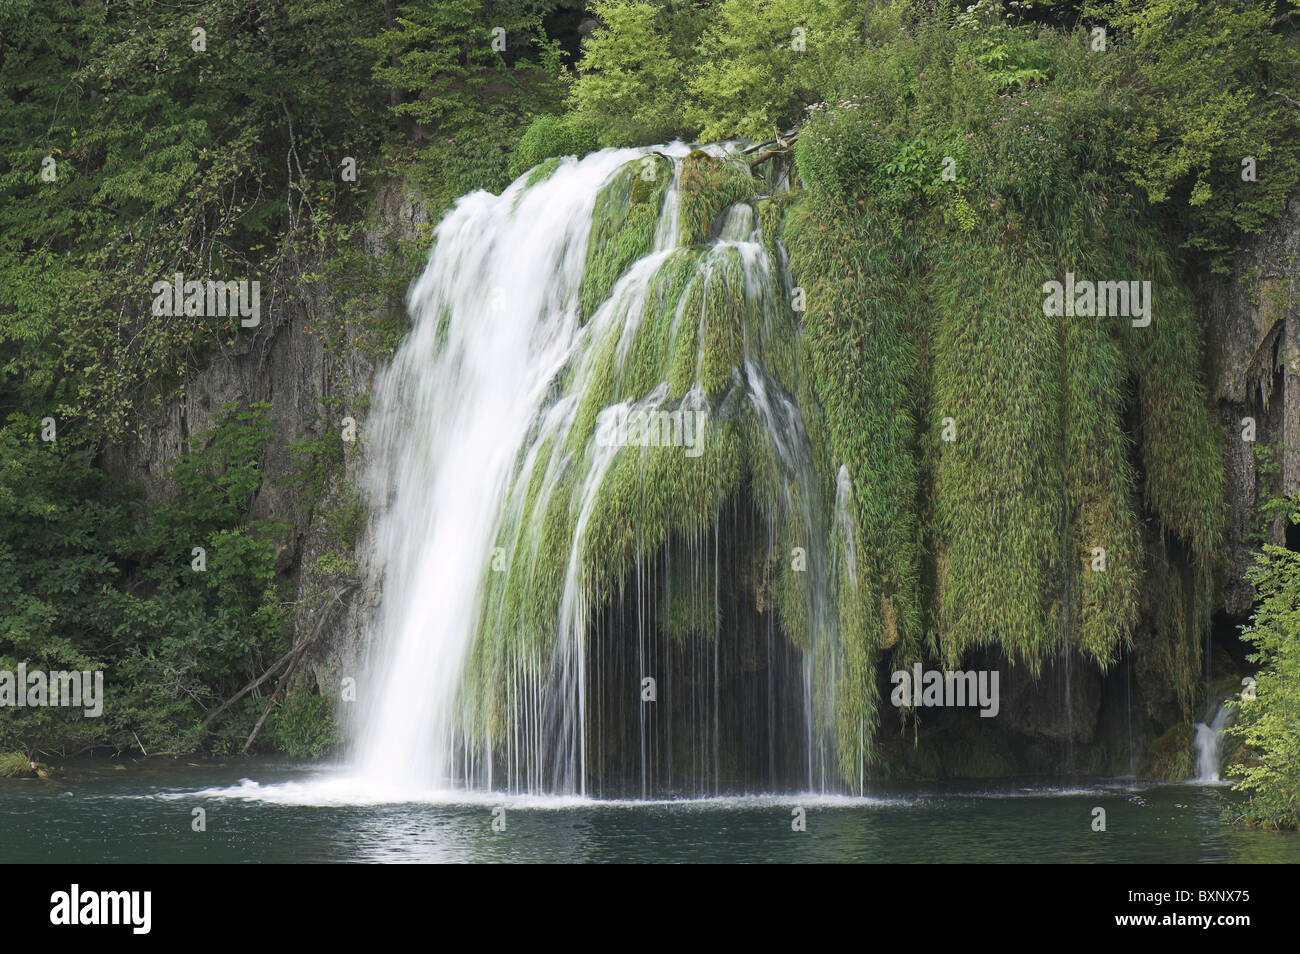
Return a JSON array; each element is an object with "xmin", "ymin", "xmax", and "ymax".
[
  {"xmin": 1226, "ymin": 498, "xmax": 1300, "ymax": 830},
  {"xmin": 509, "ymin": 113, "xmax": 602, "ymax": 178}
]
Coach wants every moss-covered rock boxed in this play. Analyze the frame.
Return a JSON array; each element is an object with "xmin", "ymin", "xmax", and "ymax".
[
  {"xmin": 525, "ymin": 156, "xmax": 563, "ymax": 189},
  {"xmin": 0, "ymin": 753, "xmax": 54, "ymax": 779},
  {"xmin": 1138, "ymin": 722, "xmax": 1196, "ymax": 781},
  {"xmin": 580, "ymin": 154, "xmax": 673, "ymax": 322},
  {"xmin": 677, "ymin": 151, "xmax": 754, "ymax": 246}
]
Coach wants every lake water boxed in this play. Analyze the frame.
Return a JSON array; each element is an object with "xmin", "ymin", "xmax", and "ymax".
[{"xmin": 3, "ymin": 760, "xmax": 1297, "ymax": 863}]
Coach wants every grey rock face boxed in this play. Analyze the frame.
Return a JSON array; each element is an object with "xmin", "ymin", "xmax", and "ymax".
[
  {"xmin": 1205, "ymin": 196, "xmax": 1300, "ymax": 615},
  {"xmin": 103, "ymin": 178, "xmax": 433, "ymax": 728}
]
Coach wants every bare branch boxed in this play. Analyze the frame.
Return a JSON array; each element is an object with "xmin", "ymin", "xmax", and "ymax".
[{"xmin": 1263, "ymin": 84, "xmax": 1300, "ymax": 109}]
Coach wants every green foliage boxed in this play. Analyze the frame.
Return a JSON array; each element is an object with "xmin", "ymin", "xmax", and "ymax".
[
  {"xmin": 315, "ymin": 550, "xmax": 359, "ymax": 579},
  {"xmin": 0, "ymin": 403, "xmax": 288, "ymax": 756},
  {"xmin": 510, "ymin": 113, "xmax": 602, "ymax": 178},
  {"xmin": 569, "ymin": 0, "xmax": 708, "ymax": 146},
  {"xmin": 1226, "ymin": 498, "xmax": 1300, "ymax": 830},
  {"xmin": 361, "ymin": 1, "xmax": 570, "ymax": 211},
  {"xmin": 687, "ymin": 0, "xmax": 862, "ymax": 141},
  {"xmin": 1249, "ymin": 443, "xmax": 1293, "ymax": 545},
  {"xmin": 569, "ymin": 0, "xmax": 874, "ymax": 146},
  {"xmin": 267, "ymin": 690, "xmax": 338, "ymax": 758},
  {"xmin": 1088, "ymin": 0, "xmax": 1300, "ymax": 270},
  {"xmin": 288, "ymin": 422, "xmax": 346, "ymax": 499},
  {"xmin": 361, "ymin": 0, "xmax": 556, "ymax": 131},
  {"xmin": 325, "ymin": 485, "xmax": 366, "ymax": 553},
  {"xmin": 301, "ymin": 203, "xmax": 429, "ymax": 362},
  {"xmin": 161, "ymin": 403, "xmax": 276, "ymax": 532},
  {"xmin": 962, "ymin": 2, "xmax": 1054, "ymax": 93},
  {"xmin": 412, "ymin": 118, "xmax": 525, "ymax": 210},
  {"xmin": 0, "ymin": 0, "xmax": 390, "ymax": 438}
]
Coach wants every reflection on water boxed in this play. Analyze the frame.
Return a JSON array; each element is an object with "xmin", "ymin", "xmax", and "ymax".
[{"xmin": 1, "ymin": 760, "xmax": 1296, "ymax": 863}]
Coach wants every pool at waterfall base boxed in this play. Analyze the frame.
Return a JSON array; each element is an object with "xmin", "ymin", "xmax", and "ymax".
[{"xmin": 3, "ymin": 760, "xmax": 1297, "ymax": 863}]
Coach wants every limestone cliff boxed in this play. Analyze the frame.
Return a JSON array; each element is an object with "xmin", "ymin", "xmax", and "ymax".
[
  {"xmin": 1207, "ymin": 196, "xmax": 1300, "ymax": 616},
  {"xmin": 101, "ymin": 178, "xmax": 433, "ymax": 727}
]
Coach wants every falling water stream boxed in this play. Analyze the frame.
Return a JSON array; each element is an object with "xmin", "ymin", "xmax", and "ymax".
[
  {"xmin": 1192, "ymin": 702, "xmax": 1235, "ymax": 784},
  {"xmin": 347, "ymin": 143, "xmax": 839, "ymax": 799},
  {"xmin": 351, "ymin": 146, "xmax": 651, "ymax": 796}
]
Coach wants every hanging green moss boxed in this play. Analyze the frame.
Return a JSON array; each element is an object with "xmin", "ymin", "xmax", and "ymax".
[
  {"xmin": 782, "ymin": 191, "xmax": 928, "ymax": 783},
  {"xmin": 697, "ymin": 249, "xmax": 748, "ymax": 395},
  {"xmin": 1037, "ymin": 208, "xmax": 1145, "ymax": 670},
  {"xmin": 927, "ymin": 225, "xmax": 1062, "ymax": 671},
  {"xmin": 623, "ymin": 249, "xmax": 704, "ymax": 399},
  {"xmin": 789, "ymin": 199, "xmax": 923, "ymax": 647},
  {"xmin": 677, "ymin": 150, "xmax": 754, "ymax": 246},
  {"xmin": 456, "ymin": 119, "xmax": 1229, "ymax": 787},
  {"xmin": 581, "ymin": 154, "xmax": 673, "ymax": 323},
  {"xmin": 1127, "ymin": 257, "xmax": 1227, "ymax": 568},
  {"xmin": 584, "ymin": 410, "xmax": 748, "ymax": 609}
]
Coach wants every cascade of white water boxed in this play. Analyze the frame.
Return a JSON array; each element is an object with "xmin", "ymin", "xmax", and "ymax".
[
  {"xmin": 353, "ymin": 146, "xmax": 655, "ymax": 793},
  {"xmin": 352, "ymin": 143, "xmax": 842, "ymax": 797}
]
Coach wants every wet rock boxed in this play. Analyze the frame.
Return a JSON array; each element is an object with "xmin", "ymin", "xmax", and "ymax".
[{"xmin": 1138, "ymin": 722, "xmax": 1195, "ymax": 781}]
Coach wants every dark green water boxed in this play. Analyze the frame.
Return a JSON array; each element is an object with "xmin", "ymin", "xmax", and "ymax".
[{"xmin": 2, "ymin": 760, "xmax": 1297, "ymax": 863}]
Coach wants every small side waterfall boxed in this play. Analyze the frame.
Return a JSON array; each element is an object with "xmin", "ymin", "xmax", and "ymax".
[{"xmin": 1192, "ymin": 702, "xmax": 1234, "ymax": 783}]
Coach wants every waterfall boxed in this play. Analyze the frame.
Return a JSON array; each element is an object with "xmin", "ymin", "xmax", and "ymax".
[
  {"xmin": 351, "ymin": 144, "xmax": 846, "ymax": 798},
  {"xmin": 353, "ymin": 146, "xmax": 648, "ymax": 794},
  {"xmin": 1192, "ymin": 702, "xmax": 1234, "ymax": 783}
]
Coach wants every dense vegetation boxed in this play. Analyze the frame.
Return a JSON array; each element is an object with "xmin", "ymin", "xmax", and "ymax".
[
  {"xmin": 1226, "ymin": 485, "xmax": 1300, "ymax": 830},
  {"xmin": 1, "ymin": 0, "xmax": 1298, "ymax": 823}
]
